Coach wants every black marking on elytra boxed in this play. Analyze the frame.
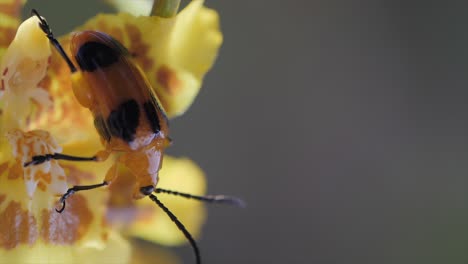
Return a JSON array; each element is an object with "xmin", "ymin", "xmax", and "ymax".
[
  {"xmin": 94, "ymin": 115, "xmax": 111, "ymax": 142},
  {"xmin": 143, "ymin": 100, "xmax": 161, "ymax": 133},
  {"xmin": 107, "ymin": 100, "xmax": 140, "ymax": 142},
  {"xmin": 75, "ymin": 41, "xmax": 119, "ymax": 71}
]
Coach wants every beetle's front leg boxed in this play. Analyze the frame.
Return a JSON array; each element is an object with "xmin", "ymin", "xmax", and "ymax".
[
  {"xmin": 24, "ymin": 153, "xmax": 96, "ymax": 166},
  {"xmin": 24, "ymin": 149, "xmax": 111, "ymax": 167}
]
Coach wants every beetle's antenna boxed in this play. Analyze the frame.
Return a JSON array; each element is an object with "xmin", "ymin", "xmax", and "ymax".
[
  {"xmin": 31, "ymin": 9, "xmax": 77, "ymax": 73},
  {"xmin": 155, "ymin": 188, "xmax": 246, "ymax": 208},
  {"xmin": 148, "ymin": 194, "xmax": 201, "ymax": 264}
]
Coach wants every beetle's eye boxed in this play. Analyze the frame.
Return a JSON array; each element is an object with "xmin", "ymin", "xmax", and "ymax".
[{"xmin": 75, "ymin": 42, "xmax": 119, "ymax": 72}]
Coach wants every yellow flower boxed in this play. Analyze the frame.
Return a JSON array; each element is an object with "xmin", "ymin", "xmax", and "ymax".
[{"xmin": 0, "ymin": 0, "xmax": 223, "ymax": 263}]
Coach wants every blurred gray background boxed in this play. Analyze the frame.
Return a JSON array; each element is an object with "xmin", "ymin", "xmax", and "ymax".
[{"xmin": 23, "ymin": 1, "xmax": 468, "ymax": 263}]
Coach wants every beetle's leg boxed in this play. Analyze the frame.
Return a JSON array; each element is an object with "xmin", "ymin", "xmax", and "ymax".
[
  {"xmin": 24, "ymin": 153, "xmax": 96, "ymax": 166},
  {"xmin": 55, "ymin": 155, "xmax": 116, "ymax": 213},
  {"xmin": 56, "ymin": 181, "xmax": 108, "ymax": 213},
  {"xmin": 24, "ymin": 150, "xmax": 110, "ymax": 167},
  {"xmin": 31, "ymin": 9, "xmax": 77, "ymax": 73},
  {"xmin": 155, "ymin": 188, "xmax": 246, "ymax": 208}
]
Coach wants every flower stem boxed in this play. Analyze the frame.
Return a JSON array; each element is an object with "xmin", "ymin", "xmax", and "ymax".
[{"xmin": 151, "ymin": 0, "xmax": 181, "ymax": 18}]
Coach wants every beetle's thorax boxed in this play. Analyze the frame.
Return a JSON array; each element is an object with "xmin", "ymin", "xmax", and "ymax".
[{"xmin": 118, "ymin": 142, "xmax": 165, "ymax": 199}]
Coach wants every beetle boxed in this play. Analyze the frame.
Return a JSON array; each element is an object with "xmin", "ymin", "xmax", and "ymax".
[{"xmin": 25, "ymin": 10, "xmax": 244, "ymax": 264}]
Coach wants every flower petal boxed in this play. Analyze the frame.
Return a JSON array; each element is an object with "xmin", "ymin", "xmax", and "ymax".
[
  {"xmin": 0, "ymin": 231, "xmax": 131, "ymax": 264},
  {"xmin": 0, "ymin": 0, "xmax": 25, "ymax": 57},
  {"xmin": 74, "ymin": 231, "xmax": 132, "ymax": 264},
  {"xmin": 130, "ymin": 239, "xmax": 180, "ymax": 264},
  {"xmin": 0, "ymin": 15, "xmax": 52, "ymax": 132}
]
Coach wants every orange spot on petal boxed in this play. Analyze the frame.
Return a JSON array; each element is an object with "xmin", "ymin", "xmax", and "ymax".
[
  {"xmin": 8, "ymin": 163, "xmax": 22, "ymax": 180},
  {"xmin": 0, "ymin": 27, "xmax": 16, "ymax": 48},
  {"xmin": 0, "ymin": 162, "xmax": 9, "ymax": 177},
  {"xmin": 101, "ymin": 231, "xmax": 109, "ymax": 242},
  {"xmin": 37, "ymin": 181, "xmax": 47, "ymax": 192},
  {"xmin": 0, "ymin": 0, "xmax": 22, "ymax": 18},
  {"xmin": 125, "ymin": 23, "xmax": 153, "ymax": 70},
  {"xmin": 40, "ymin": 194, "xmax": 93, "ymax": 244},
  {"xmin": 157, "ymin": 65, "xmax": 181, "ymax": 95},
  {"xmin": 61, "ymin": 164, "xmax": 97, "ymax": 185},
  {"xmin": 0, "ymin": 201, "xmax": 38, "ymax": 249},
  {"xmin": 34, "ymin": 170, "xmax": 52, "ymax": 184}
]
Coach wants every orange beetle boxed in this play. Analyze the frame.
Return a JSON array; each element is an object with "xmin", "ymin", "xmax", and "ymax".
[
  {"xmin": 25, "ymin": 10, "xmax": 244, "ymax": 264},
  {"xmin": 70, "ymin": 30, "xmax": 172, "ymax": 199}
]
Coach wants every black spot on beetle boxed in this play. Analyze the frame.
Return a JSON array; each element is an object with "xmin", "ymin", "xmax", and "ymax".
[
  {"xmin": 94, "ymin": 115, "xmax": 111, "ymax": 141},
  {"xmin": 107, "ymin": 100, "xmax": 140, "ymax": 142},
  {"xmin": 143, "ymin": 100, "xmax": 161, "ymax": 133},
  {"xmin": 75, "ymin": 41, "xmax": 119, "ymax": 71}
]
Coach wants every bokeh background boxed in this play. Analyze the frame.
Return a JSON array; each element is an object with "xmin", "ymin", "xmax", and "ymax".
[{"xmin": 22, "ymin": 1, "xmax": 467, "ymax": 263}]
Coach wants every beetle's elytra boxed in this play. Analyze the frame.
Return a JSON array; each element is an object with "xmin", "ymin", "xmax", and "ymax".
[{"xmin": 71, "ymin": 31, "xmax": 169, "ymax": 151}]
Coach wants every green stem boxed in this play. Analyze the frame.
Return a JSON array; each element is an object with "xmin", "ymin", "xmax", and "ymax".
[{"xmin": 151, "ymin": 0, "xmax": 181, "ymax": 18}]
